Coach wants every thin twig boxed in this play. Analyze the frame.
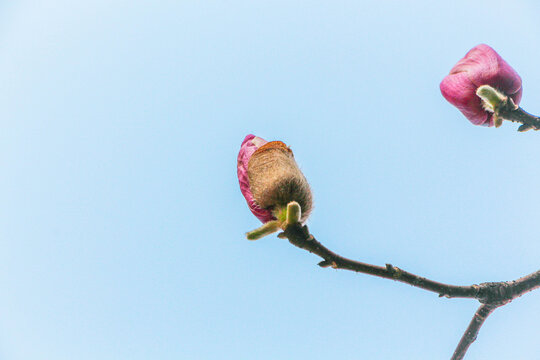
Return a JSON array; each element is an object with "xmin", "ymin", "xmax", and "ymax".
[
  {"xmin": 282, "ymin": 223, "xmax": 479, "ymax": 298},
  {"xmin": 279, "ymin": 222, "xmax": 540, "ymax": 359},
  {"xmin": 451, "ymin": 304, "xmax": 497, "ymax": 360}
]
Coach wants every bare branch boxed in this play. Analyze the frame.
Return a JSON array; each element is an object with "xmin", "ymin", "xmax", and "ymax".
[
  {"xmin": 279, "ymin": 223, "xmax": 540, "ymax": 359},
  {"xmin": 282, "ymin": 223, "xmax": 478, "ymax": 298},
  {"xmin": 451, "ymin": 304, "xmax": 497, "ymax": 360}
]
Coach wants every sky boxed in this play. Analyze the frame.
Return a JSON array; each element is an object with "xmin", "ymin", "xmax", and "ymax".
[{"xmin": 1, "ymin": 1, "xmax": 540, "ymax": 359}]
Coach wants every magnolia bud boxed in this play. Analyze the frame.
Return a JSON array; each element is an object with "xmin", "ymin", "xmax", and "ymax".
[
  {"xmin": 440, "ymin": 44, "xmax": 522, "ymax": 127},
  {"xmin": 238, "ymin": 134, "xmax": 313, "ymax": 236}
]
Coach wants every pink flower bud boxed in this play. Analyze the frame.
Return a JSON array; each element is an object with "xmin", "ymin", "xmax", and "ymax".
[
  {"xmin": 440, "ymin": 44, "xmax": 522, "ymax": 126},
  {"xmin": 237, "ymin": 134, "xmax": 312, "ymax": 224}
]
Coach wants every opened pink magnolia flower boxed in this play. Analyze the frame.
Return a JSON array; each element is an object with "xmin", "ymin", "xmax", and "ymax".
[
  {"xmin": 237, "ymin": 134, "xmax": 312, "ymax": 227},
  {"xmin": 440, "ymin": 44, "xmax": 522, "ymax": 126}
]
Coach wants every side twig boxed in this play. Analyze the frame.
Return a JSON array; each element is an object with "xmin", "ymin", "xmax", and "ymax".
[
  {"xmin": 451, "ymin": 304, "xmax": 497, "ymax": 360},
  {"xmin": 279, "ymin": 223, "xmax": 540, "ymax": 360}
]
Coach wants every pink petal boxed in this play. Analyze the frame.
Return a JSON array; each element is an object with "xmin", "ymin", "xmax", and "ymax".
[
  {"xmin": 440, "ymin": 71, "xmax": 489, "ymax": 126},
  {"xmin": 237, "ymin": 134, "xmax": 275, "ymax": 223}
]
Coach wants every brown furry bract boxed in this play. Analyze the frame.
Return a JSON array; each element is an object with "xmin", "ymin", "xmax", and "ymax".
[{"xmin": 247, "ymin": 141, "xmax": 313, "ymax": 222}]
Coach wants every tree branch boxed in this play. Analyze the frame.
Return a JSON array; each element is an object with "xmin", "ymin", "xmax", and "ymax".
[
  {"xmin": 451, "ymin": 304, "xmax": 497, "ymax": 360},
  {"xmin": 279, "ymin": 222, "xmax": 540, "ymax": 359}
]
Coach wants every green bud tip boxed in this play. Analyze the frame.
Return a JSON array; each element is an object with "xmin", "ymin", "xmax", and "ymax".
[
  {"xmin": 286, "ymin": 201, "xmax": 301, "ymax": 225},
  {"xmin": 476, "ymin": 85, "xmax": 507, "ymax": 113}
]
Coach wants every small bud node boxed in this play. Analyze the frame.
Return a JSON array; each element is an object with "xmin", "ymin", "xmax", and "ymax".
[{"xmin": 318, "ymin": 260, "xmax": 332, "ymax": 268}]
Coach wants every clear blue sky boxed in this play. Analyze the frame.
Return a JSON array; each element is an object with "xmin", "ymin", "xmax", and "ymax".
[{"xmin": 1, "ymin": 1, "xmax": 539, "ymax": 359}]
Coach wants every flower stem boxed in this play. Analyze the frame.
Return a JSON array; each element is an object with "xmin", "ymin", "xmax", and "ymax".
[{"xmin": 498, "ymin": 105, "xmax": 540, "ymax": 132}]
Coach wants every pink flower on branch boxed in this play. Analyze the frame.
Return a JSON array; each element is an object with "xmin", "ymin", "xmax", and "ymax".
[{"xmin": 440, "ymin": 44, "xmax": 522, "ymax": 127}]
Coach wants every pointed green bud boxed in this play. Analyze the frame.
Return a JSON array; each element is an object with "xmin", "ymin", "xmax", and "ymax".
[
  {"xmin": 286, "ymin": 201, "xmax": 301, "ymax": 225},
  {"xmin": 476, "ymin": 85, "xmax": 507, "ymax": 113}
]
